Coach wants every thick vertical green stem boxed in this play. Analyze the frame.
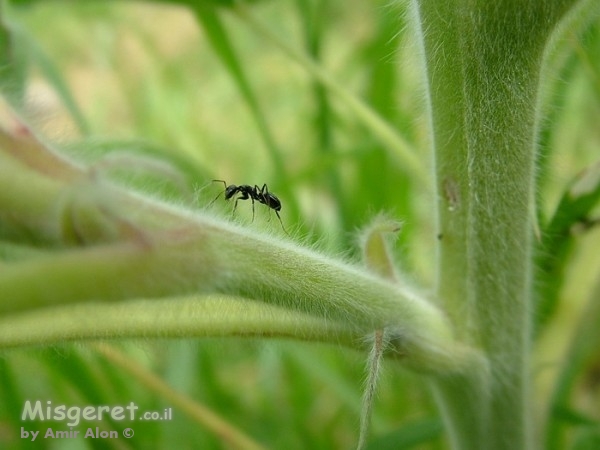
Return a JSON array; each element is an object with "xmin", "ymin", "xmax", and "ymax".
[{"xmin": 412, "ymin": 1, "xmax": 581, "ymax": 449}]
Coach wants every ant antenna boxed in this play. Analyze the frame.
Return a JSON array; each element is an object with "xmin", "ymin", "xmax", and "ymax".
[{"xmin": 209, "ymin": 179, "xmax": 227, "ymax": 207}]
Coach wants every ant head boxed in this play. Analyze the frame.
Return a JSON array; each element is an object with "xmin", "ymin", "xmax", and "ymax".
[{"xmin": 224, "ymin": 184, "xmax": 238, "ymax": 200}]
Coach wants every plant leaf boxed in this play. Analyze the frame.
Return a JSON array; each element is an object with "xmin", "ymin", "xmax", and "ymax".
[{"xmin": 535, "ymin": 160, "xmax": 600, "ymax": 333}]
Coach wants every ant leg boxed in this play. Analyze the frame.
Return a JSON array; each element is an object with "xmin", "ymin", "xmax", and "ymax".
[
  {"xmin": 259, "ymin": 183, "xmax": 268, "ymax": 199},
  {"xmin": 263, "ymin": 184, "xmax": 272, "ymax": 221},
  {"xmin": 233, "ymin": 191, "xmax": 250, "ymax": 218},
  {"xmin": 255, "ymin": 184, "xmax": 269, "ymax": 200},
  {"xmin": 275, "ymin": 211, "xmax": 289, "ymax": 235},
  {"xmin": 258, "ymin": 184, "xmax": 271, "ymax": 223},
  {"xmin": 251, "ymin": 197, "xmax": 256, "ymax": 223}
]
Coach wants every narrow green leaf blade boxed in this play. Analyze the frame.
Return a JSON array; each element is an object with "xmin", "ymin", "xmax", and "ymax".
[{"xmin": 536, "ymin": 160, "xmax": 600, "ymax": 333}]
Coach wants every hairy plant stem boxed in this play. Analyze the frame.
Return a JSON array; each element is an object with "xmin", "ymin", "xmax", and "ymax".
[
  {"xmin": 356, "ymin": 217, "xmax": 401, "ymax": 449},
  {"xmin": 412, "ymin": 1, "xmax": 583, "ymax": 449},
  {"xmin": 0, "ymin": 126, "xmax": 475, "ymax": 375}
]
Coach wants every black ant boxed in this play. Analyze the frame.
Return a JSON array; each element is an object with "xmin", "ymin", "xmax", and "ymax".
[{"xmin": 211, "ymin": 180, "xmax": 288, "ymax": 234}]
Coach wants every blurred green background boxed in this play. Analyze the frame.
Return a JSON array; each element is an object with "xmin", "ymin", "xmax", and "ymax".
[{"xmin": 0, "ymin": 0, "xmax": 599, "ymax": 448}]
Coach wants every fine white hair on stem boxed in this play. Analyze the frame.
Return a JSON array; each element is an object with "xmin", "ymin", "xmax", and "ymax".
[{"xmin": 357, "ymin": 329, "xmax": 390, "ymax": 450}]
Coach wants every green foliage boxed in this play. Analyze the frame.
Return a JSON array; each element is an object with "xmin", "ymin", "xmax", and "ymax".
[
  {"xmin": 536, "ymin": 160, "xmax": 600, "ymax": 332},
  {"xmin": 0, "ymin": 0, "xmax": 599, "ymax": 449}
]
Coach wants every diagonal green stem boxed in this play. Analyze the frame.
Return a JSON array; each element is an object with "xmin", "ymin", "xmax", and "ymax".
[
  {"xmin": 232, "ymin": 3, "xmax": 429, "ymax": 185},
  {"xmin": 94, "ymin": 343, "xmax": 267, "ymax": 450}
]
